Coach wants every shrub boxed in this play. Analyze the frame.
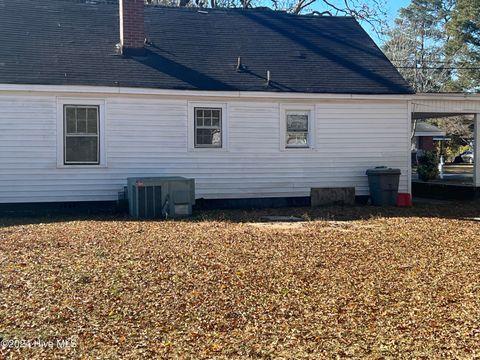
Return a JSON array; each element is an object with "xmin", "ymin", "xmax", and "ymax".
[{"xmin": 417, "ymin": 151, "xmax": 439, "ymax": 182}]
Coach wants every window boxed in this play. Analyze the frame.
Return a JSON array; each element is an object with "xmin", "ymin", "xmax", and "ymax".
[
  {"xmin": 280, "ymin": 105, "xmax": 315, "ymax": 150},
  {"xmin": 64, "ymin": 105, "xmax": 99, "ymax": 164},
  {"xmin": 286, "ymin": 110, "xmax": 310, "ymax": 148},
  {"xmin": 188, "ymin": 103, "xmax": 227, "ymax": 151},
  {"xmin": 194, "ymin": 107, "xmax": 222, "ymax": 148},
  {"xmin": 57, "ymin": 99, "xmax": 105, "ymax": 167}
]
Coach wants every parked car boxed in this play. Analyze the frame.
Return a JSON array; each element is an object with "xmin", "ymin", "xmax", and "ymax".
[{"xmin": 454, "ymin": 150, "xmax": 474, "ymax": 164}]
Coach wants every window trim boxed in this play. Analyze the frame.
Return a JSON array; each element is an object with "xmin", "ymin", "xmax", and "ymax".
[
  {"xmin": 188, "ymin": 102, "xmax": 228, "ymax": 151},
  {"xmin": 63, "ymin": 105, "xmax": 100, "ymax": 165},
  {"xmin": 194, "ymin": 107, "xmax": 223, "ymax": 149},
  {"xmin": 56, "ymin": 98, "xmax": 106, "ymax": 168},
  {"xmin": 280, "ymin": 104, "xmax": 315, "ymax": 150}
]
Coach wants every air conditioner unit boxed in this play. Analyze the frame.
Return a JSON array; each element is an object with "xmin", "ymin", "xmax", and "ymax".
[{"xmin": 127, "ymin": 177, "xmax": 195, "ymax": 219}]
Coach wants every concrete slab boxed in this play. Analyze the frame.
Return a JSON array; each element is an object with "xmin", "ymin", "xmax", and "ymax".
[
  {"xmin": 260, "ymin": 215, "xmax": 304, "ymax": 222},
  {"xmin": 311, "ymin": 187, "xmax": 355, "ymax": 207}
]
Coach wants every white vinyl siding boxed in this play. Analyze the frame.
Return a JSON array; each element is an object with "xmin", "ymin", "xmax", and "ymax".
[
  {"xmin": 0, "ymin": 93, "xmax": 410, "ymax": 203},
  {"xmin": 413, "ymin": 98, "xmax": 480, "ymax": 114}
]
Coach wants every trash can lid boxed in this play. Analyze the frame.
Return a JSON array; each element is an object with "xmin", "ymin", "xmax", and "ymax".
[{"xmin": 366, "ymin": 166, "xmax": 401, "ymax": 175}]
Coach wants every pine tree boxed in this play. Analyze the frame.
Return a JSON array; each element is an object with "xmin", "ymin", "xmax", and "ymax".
[
  {"xmin": 382, "ymin": 0, "xmax": 455, "ymax": 92},
  {"xmin": 446, "ymin": 0, "xmax": 480, "ymax": 92}
]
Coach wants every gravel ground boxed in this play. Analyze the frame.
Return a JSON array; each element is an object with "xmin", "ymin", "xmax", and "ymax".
[{"xmin": 1, "ymin": 203, "xmax": 480, "ymax": 359}]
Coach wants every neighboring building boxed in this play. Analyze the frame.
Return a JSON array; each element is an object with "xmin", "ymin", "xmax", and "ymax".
[
  {"xmin": 413, "ymin": 122, "xmax": 446, "ymax": 152},
  {"xmin": 412, "ymin": 121, "xmax": 446, "ymax": 159},
  {"xmin": 411, "ymin": 122, "xmax": 447, "ymax": 165},
  {"xmin": 0, "ymin": 0, "xmax": 414, "ymax": 204}
]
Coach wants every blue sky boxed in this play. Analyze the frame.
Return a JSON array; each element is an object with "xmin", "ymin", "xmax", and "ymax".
[
  {"xmin": 310, "ymin": 0, "xmax": 412, "ymax": 45},
  {"xmin": 378, "ymin": 0, "xmax": 412, "ymax": 42},
  {"xmin": 384, "ymin": 0, "xmax": 411, "ymax": 21}
]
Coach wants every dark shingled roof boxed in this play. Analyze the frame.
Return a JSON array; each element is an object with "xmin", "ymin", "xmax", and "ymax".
[{"xmin": 0, "ymin": 0, "xmax": 414, "ymax": 94}]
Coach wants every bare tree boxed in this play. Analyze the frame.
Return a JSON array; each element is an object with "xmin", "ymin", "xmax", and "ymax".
[
  {"xmin": 145, "ymin": 0, "xmax": 178, "ymax": 5},
  {"xmin": 383, "ymin": 22, "xmax": 452, "ymax": 92},
  {"xmin": 433, "ymin": 116, "xmax": 473, "ymax": 142},
  {"xmin": 145, "ymin": 0, "xmax": 387, "ymax": 33},
  {"xmin": 146, "ymin": 0, "xmax": 253, "ymax": 8},
  {"xmin": 287, "ymin": 0, "xmax": 387, "ymax": 33}
]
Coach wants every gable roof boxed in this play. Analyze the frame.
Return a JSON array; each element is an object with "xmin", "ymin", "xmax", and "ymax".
[
  {"xmin": 0, "ymin": 0, "xmax": 414, "ymax": 94},
  {"xmin": 414, "ymin": 122, "xmax": 446, "ymax": 137}
]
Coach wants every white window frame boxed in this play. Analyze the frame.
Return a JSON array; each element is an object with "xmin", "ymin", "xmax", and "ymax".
[
  {"xmin": 63, "ymin": 105, "xmax": 100, "ymax": 165},
  {"xmin": 188, "ymin": 102, "xmax": 228, "ymax": 151},
  {"xmin": 56, "ymin": 98, "xmax": 107, "ymax": 168},
  {"xmin": 194, "ymin": 107, "xmax": 223, "ymax": 148},
  {"xmin": 280, "ymin": 104, "xmax": 315, "ymax": 150}
]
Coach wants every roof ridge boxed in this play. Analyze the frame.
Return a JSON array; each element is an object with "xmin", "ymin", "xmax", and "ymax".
[
  {"xmin": 55, "ymin": 0, "xmax": 118, "ymax": 3},
  {"xmin": 146, "ymin": 5, "xmax": 355, "ymax": 17},
  {"xmin": 31, "ymin": 0, "xmax": 356, "ymax": 18}
]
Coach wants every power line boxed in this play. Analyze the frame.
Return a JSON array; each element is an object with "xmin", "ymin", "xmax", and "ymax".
[
  {"xmin": 395, "ymin": 66, "xmax": 480, "ymax": 70},
  {"xmin": 390, "ymin": 59, "xmax": 472, "ymax": 64}
]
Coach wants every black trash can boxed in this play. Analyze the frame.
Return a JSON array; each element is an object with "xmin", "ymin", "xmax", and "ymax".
[{"xmin": 366, "ymin": 167, "xmax": 401, "ymax": 206}]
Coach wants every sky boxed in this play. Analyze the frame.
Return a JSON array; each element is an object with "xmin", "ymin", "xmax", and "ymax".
[
  {"xmin": 376, "ymin": 0, "xmax": 412, "ymax": 43},
  {"xmin": 384, "ymin": 0, "xmax": 411, "ymax": 22},
  {"xmin": 310, "ymin": 0, "xmax": 412, "ymax": 46}
]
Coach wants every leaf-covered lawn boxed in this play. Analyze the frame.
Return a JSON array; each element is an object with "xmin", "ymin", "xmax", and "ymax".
[{"xmin": 1, "ymin": 203, "xmax": 480, "ymax": 359}]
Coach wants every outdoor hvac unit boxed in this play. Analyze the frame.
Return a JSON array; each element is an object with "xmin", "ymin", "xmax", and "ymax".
[{"xmin": 127, "ymin": 177, "xmax": 195, "ymax": 219}]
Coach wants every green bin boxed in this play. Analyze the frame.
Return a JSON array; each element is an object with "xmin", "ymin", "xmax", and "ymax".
[{"xmin": 366, "ymin": 167, "xmax": 401, "ymax": 206}]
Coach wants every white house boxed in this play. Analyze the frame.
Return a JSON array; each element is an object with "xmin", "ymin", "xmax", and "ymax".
[{"xmin": 0, "ymin": 0, "xmax": 415, "ymax": 204}]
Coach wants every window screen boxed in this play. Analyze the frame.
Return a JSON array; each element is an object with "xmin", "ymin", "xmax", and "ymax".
[
  {"xmin": 286, "ymin": 111, "xmax": 309, "ymax": 148},
  {"xmin": 64, "ymin": 105, "xmax": 99, "ymax": 164},
  {"xmin": 194, "ymin": 108, "xmax": 222, "ymax": 148}
]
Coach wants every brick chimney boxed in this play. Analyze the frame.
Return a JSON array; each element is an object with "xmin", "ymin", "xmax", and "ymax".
[{"xmin": 119, "ymin": 0, "xmax": 145, "ymax": 55}]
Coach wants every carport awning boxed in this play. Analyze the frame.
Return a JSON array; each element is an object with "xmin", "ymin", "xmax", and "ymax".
[
  {"xmin": 413, "ymin": 112, "xmax": 468, "ymax": 120},
  {"xmin": 412, "ymin": 93, "xmax": 480, "ymax": 188}
]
